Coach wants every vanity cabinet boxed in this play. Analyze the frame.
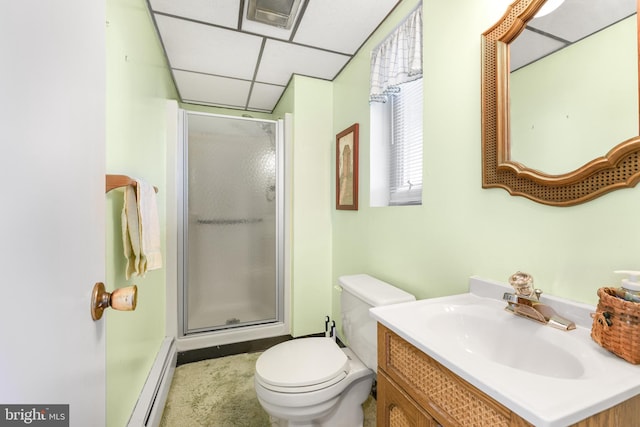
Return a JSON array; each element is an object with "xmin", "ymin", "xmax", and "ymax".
[
  {"xmin": 377, "ymin": 324, "xmax": 531, "ymax": 427},
  {"xmin": 377, "ymin": 324, "xmax": 640, "ymax": 427},
  {"xmin": 377, "ymin": 371, "xmax": 437, "ymax": 427}
]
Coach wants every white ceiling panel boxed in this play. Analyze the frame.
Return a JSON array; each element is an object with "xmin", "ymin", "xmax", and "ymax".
[
  {"xmin": 155, "ymin": 14, "xmax": 262, "ymax": 79},
  {"xmin": 148, "ymin": 1, "xmax": 635, "ymax": 112},
  {"xmin": 257, "ymin": 39, "xmax": 350, "ymax": 85},
  {"xmin": 249, "ymin": 83, "xmax": 286, "ymax": 111},
  {"xmin": 293, "ymin": 0, "xmax": 399, "ymax": 54},
  {"xmin": 510, "ymin": 29, "xmax": 566, "ymax": 71},
  {"xmin": 147, "ymin": 0, "xmax": 405, "ymax": 112},
  {"xmin": 150, "ymin": 0, "xmax": 240, "ymax": 29},
  {"xmin": 174, "ymin": 70, "xmax": 252, "ymax": 108},
  {"xmin": 529, "ymin": 0, "xmax": 635, "ymax": 43},
  {"xmin": 510, "ymin": 0, "xmax": 636, "ymax": 70}
]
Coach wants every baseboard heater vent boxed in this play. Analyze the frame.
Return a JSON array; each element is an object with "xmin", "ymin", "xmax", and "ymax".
[{"xmin": 128, "ymin": 337, "xmax": 177, "ymax": 427}]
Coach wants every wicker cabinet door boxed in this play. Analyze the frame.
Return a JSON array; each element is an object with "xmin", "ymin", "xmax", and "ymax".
[{"xmin": 378, "ymin": 371, "xmax": 439, "ymax": 427}]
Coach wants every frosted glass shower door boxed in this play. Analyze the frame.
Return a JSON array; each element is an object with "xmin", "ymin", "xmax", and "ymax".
[{"xmin": 183, "ymin": 113, "xmax": 281, "ymax": 334}]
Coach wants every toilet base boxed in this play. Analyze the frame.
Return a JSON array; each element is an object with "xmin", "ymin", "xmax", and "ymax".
[{"xmin": 262, "ymin": 374, "xmax": 374, "ymax": 427}]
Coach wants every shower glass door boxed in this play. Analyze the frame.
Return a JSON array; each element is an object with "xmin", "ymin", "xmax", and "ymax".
[{"xmin": 181, "ymin": 112, "xmax": 283, "ymax": 334}]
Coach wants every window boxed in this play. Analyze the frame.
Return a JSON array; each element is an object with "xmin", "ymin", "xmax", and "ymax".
[
  {"xmin": 389, "ymin": 78, "xmax": 423, "ymax": 205},
  {"xmin": 369, "ymin": 4, "xmax": 423, "ymax": 207}
]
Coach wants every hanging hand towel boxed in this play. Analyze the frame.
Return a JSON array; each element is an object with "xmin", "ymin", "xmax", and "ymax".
[
  {"xmin": 122, "ymin": 178, "xmax": 162, "ymax": 279},
  {"xmin": 122, "ymin": 185, "xmax": 140, "ymax": 279}
]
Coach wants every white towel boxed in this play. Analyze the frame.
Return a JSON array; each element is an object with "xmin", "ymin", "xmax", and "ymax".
[
  {"xmin": 122, "ymin": 186, "xmax": 139, "ymax": 279},
  {"xmin": 122, "ymin": 178, "xmax": 162, "ymax": 279}
]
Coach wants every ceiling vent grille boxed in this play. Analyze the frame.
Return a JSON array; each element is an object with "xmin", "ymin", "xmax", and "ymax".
[{"xmin": 247, "ymin": 0, "xmax": 302, "ymax": 29}]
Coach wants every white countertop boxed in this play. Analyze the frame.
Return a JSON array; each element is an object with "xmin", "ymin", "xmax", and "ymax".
[{"xmin": 369, "ymin": 276, "xmax": 640, "ymax": 427}]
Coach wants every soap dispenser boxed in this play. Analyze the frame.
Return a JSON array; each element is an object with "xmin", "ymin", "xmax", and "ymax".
[{"xmin": 613, "ymin": 270, "xmax": 640, "ymax": 303}]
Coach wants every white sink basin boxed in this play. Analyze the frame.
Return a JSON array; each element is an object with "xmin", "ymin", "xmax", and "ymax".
[
  {"xmin": 369, "ymin": 276, "xmax": 640, "ymax": 427},
  {"xmin": 429, "ymin": 303, "xmax": 585, "ymax": 379}
]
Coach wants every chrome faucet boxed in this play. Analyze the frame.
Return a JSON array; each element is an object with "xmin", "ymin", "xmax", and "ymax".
[{"xmin": 503, "ymin": 272, "xmax": 576, "ymax": 331}]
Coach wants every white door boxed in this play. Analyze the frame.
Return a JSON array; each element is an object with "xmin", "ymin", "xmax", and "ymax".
[{"xmin": 0, "ymin": 1, "xmax": 106, "ymax": 426}]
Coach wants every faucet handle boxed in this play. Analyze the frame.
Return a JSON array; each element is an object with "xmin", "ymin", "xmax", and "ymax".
[{"xmin": 509, "ymin": 271, "xmax": 535, "ymax": 298}]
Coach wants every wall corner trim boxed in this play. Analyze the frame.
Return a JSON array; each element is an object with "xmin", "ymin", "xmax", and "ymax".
[{"xmin": 127, "ymin": 337, "xmax": 176, "ymax": 427}]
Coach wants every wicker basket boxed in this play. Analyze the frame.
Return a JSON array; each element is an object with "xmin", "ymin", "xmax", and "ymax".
[{"xmin": 591, "ymin": 287, "xmax": 640, "ymax": 364}]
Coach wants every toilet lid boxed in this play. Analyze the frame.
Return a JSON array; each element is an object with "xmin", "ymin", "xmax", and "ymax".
[{"xmin": 255, "ymin": 338, "xmax": 348, "ymax": 389}]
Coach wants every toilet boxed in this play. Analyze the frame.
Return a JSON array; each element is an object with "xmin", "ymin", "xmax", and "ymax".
[{"xmin": 254, "ymin": 274, "xmax": 416, "ymax": 426}]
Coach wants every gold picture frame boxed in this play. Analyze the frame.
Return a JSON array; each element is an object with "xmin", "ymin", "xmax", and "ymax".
[{"xmin": 336, "ymin": 124, "xmax": 359, "ymax": 210}]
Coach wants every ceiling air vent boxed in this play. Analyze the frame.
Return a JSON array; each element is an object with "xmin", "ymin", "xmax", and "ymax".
[{"xmin": 247, "ymin": 0, "xmax": 302, "ymax": 29}]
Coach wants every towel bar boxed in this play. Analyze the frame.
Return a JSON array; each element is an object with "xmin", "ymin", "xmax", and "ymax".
[{"xmin": 106, "ymin": 174, "xmax": 158, "ymax": 194}]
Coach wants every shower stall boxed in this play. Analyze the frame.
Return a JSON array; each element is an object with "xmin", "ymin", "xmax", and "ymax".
[{"xmin": 178, "ymin": 111, "xmax": 286, "ymax": 339}]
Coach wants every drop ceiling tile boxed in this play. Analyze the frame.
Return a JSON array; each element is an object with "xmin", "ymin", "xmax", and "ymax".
[
  {"xmin": 146, "ymin": 0, "xmax": 404, "ymax": 111},
  {"xmin": 174, "ymin": 70, "xmax": 251, "ymax": 109},
  {"xmin": 510, "ymin": 29, "xmax": 567, "ymax": 71},
  {"xmin": 529, "ymin": 0, "xmax": 635, "ymax": 43},
  {"xmin": 256, "ymin": 39, "xmax": 350, "ymax": 85},
  {"xmin": 150, "ymin": 0, "xmax": 240, "ymax": 29},
  {"xmin": 293, "ymin": 0, "xmax": 400, "ymax": 54},
  {"xmin": 155, "ymin": 14, "xmax": 262, "ymax": 79},
  {"xmin": 248, "ymin": 83, "xmax": 286, "ymax": 111}
]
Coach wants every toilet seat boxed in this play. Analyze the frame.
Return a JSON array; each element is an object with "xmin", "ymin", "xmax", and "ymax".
[{"xmin": 255, "ymin": 338, "xmax": 349, "ymax": 393}]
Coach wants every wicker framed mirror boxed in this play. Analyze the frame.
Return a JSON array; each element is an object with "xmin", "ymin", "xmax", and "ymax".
[{"xmin": 481, "ymin": 0, "xmax": 640, "ymax": 206}]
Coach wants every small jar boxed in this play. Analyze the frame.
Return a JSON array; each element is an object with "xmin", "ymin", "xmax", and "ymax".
[{"xmin": 613, "ymin": 270, "xmax": 640, "ymax": 303}]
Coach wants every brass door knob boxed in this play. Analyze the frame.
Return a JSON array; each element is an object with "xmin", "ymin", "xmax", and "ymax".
[{"xmin": 91, "ymin": 282, "xmax": 138, "ymax": 321}]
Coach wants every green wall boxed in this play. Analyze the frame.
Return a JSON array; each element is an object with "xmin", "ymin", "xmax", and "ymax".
[
  {"xmin": 331, "ymin": 0, "xmax": 640, "ymax": 327},
  {"xmin": 274, "ymin": 76, "xmax": 335, "ymax": 336},
  {"xmin": 105, "ymin": 0, "xmax": 177, "ymax": 425}
]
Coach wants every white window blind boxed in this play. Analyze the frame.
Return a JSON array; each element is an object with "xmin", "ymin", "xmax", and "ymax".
[
  {"xmin": 369, "ymin": 3, "xmax": 423, "ymax": 207},
  {"xmin": 389, "ymin": 77, "xmax": 423, "ymax": 205}
]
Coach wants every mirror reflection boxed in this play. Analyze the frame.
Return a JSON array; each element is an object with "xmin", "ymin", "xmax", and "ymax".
[{"xmin": 509, "ymin": 0, "xmax": 637, "ymax": 175}]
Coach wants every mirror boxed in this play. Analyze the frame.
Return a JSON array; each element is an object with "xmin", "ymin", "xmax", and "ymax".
[
  {"xmin": 481, "ymin": 0, "xmax": 640, "ymax": 206},
  {"xmin": 511, "ymin": 1, "xmax": 637, "ymax": 175}
]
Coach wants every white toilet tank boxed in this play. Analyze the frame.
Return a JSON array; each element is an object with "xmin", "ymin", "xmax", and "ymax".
[{"xmin": 339, "ymin": 274, "xmax": 415, "ymax": 372}]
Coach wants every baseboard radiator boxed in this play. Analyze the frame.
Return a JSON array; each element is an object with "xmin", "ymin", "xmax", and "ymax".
[{"xmin": 128, "ymin": 337, "xmax": 177, "ymax": 427}]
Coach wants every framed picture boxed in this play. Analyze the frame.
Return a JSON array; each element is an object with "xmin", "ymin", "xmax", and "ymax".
[{"xmin": 336, "ymin": 123, "xmax": 359, "ymax": 210}]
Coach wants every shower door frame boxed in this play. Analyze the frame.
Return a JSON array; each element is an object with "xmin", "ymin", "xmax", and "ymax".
[{"xmin": 177, "ymin": 111, "xmax": 286, "ymax": 337}]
